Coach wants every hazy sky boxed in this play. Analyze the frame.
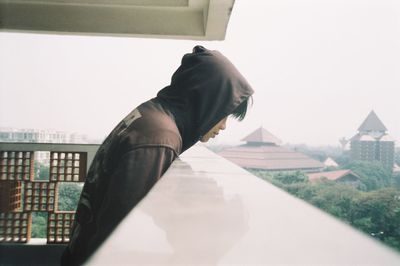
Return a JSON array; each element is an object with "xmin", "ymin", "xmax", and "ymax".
[{"xmin": 1, "ymin": 0, "xmax": 399, "ymax": 146}]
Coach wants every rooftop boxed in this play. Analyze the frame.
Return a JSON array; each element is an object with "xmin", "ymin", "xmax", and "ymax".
[
  {"xmin": 358, "ymin": 110, "xmax": 388, "ymax": 133},
  {"xmin": 323, "ymin": 157, "xmax": 339, "ymax": 167},
  {"xmin": 307, "ymin": 169, "xmax": 359, "ymax": 182},
  {"xmin": 218, "ymin": 145, "xmax": 324, "ymax": 171},
  {"xmin": 241, "ymin": 127, "xmax": 282, "ymax": 145}
]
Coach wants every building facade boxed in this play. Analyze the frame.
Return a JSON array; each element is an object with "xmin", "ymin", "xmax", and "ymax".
[
  {"xmin": 350, "ymin": 111, "xmax": 395, "ymax": 170},
  {"xmin": 0, "ymin": 128, "xmax": 89, "ymax": 164}
]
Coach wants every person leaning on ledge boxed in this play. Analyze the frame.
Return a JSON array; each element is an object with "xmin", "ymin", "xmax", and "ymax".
[{"xmin": 61, "ymin": 45, "xmax": 254, "ymax": 266}]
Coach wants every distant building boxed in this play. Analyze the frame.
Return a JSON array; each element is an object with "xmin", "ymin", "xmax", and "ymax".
[
  {"xmin": 307, "ymin": 169, "xmax": 360, "ymax": 186},
  {"xmin": 218, "ymin": 127, "xmax": 324, "ymax": 172},
  {"xmin": 0, "ymin": 128, "xmax": 89, "ymax": 164},
  {"xmin": 0, "ymin": 128, "xmax": 88, "ymax": 144},
  {"xmin": 350, "ymin": 111, "xmax": 395, "ymax": 170},
  {"xmin": 323, "ymin": 157, "xmax": 339, "ymax": 168}
]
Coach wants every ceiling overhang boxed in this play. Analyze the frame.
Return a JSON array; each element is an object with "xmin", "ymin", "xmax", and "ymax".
[{"xmin": 0, "ymin": 0, "xmax": 235, "ymax": 40}]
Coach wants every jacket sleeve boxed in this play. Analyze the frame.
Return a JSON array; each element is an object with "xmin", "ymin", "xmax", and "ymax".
[{"xmin": 89, "ymin": 146, "xmax": 177, "ymax": 253}]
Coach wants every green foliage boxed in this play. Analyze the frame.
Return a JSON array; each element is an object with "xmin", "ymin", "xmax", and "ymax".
[
  {"xmin": 393, "ymin": 172, "xmax": 400, "ymax": 188},
  {"xmin": 251, "ymin": 169, "xmax": 400, "ymax": 252},
  {"xmin": 274, "ymin": 171, "xmax": 308, "ymax": 184},
  {"xmin": 344, "ymin": 161, "xmax": 392, "ymax": 191},
  {"xmin": 29, "ymin": 177, "xmax": 82, "ymax": 238},
  {"xmin": 331, "ymin": 151, "xmax": 351, "ymax": 166},
  {"xmin": 34, "ymin": 161, "xmax": 49, "ymax": 181},
  {"xmin": 31, "ymin": 213, "xmax": 47, "ymax": 238},
  {"xmin": 395, "ymin": 149, "xmax": 400, "ymax": 165},
  {"xmin": 247, "ymin": 169, "xmax": 274, "ymax": 182},
  {"xmin": 324, "ymin": 166, "xmax": 339, "ymax": 172},
  {"xmin": 350, "ymin": 188, "xmax": 400, "ymax": 250},
  {"xmin": 58, "ymin": 183, "xmax": 82, "ymax": 211}
]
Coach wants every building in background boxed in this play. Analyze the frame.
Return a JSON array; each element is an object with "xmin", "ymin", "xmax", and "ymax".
[
  {"xmin": 0, "ymin": 128, "xmax": 88, "ymax": 144},
  {"xmin": 218, "ymin": 127, "xmax": 324, "ymax": 172},
  {"xmin": 350, "ymin": 111, "xmax": 395, "ymax": 171},
  {"xmin": 307, "ymin": 169, "xmax": 360, "ymax": 187},
  {"xmin": 323, "ymin": 157, "xmax": 339, "ymax": 168},
  {"xmin": 0, "ymin": 128, "xmax": 89, "ymax": 164}
]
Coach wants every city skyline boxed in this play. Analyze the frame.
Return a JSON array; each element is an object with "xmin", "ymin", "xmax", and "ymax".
[{"xmin": 1, "ymin": 109, "xmax": 396, "ymax": 148}]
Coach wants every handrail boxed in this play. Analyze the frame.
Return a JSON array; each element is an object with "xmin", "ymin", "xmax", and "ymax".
[{"xmin": 88, "ymin": 146, "xmax": 400, "ymax": 265}]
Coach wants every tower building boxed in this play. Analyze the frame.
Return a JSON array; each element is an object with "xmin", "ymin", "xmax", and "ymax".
[{"xmin": 350, "ymin": 111, "xmax": 395, "ymax": 170}]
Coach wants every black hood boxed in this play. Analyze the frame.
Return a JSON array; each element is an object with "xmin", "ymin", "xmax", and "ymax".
[{"xmin": 157, "ymin": 46, "xmax": 254, "ymax": 153}]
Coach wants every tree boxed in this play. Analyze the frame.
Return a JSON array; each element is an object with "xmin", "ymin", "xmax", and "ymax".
[
  {"xmin": 393, "ymin": 172, "xmax": 400, "ymax": 188},
  {"xmin": 274, "ymin": 171, "xmax": 308, "ymax": 184},
  {"xmin": 31, "ymin": 213, "xmax": 47, "ymax": 238},
  {"xmin": 34, "ymin": 161, "xmax": 49, "ymax": 181},
  {"xmin": 395, "ymin": 149, "xmax": 400, "ymax": 165},
  {"xmin": 331, "ymin": 151, "xmax": 351, "ymax": 166},
  {"xmin": 57, "ymin": 183, "xmax": 82, "ymax": 211},
  {"xmin": 30, "ymin": 183, "xmax": 82, "ymax": 239},
  {"xmin": 350, "ymin": 188, "xmax": 400, "ymax": 250},
  {"xmin": 344, "ymin": 161, "xmax": 392, "ymax": 191},
  {"xmin": 250, "ymin": 167, "xmax": 400, "ymax": 252}
]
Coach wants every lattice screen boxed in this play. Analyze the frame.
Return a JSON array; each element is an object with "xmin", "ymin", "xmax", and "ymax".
[{"xmin": 0, "ymin": 151, "xmax": 87, "ymax": 244}]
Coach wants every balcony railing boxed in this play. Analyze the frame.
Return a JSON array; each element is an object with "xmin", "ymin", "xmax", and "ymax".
[
  {"xmin": 89, "ymin": 146, "xmax": 400, "ymax": 265},
  {"xmin": 1, "ymin": 143, "xmax": 400, "ymax": 265},
  {"xmin": 0, "ymin": 142, "xmax": 99, "ymax": 245}
]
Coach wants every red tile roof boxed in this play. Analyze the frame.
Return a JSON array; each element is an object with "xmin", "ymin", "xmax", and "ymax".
[
  {"xmin": 307, "ymin": 170, "xmax": 359, "ymax": 181},
  {"xmin": 218, "ymin": 145, "xmax": 324, "ymax": 171}
]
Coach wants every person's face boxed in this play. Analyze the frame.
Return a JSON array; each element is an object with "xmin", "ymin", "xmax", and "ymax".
[{"xmin": 200, "ymin": 117, "xmax": 227, "ymax": 142}]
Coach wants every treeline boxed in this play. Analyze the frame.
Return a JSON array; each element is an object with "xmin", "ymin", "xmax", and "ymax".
[{"xmin": 250, "ymin": 161, "xmax": 400, "ymax": 252}]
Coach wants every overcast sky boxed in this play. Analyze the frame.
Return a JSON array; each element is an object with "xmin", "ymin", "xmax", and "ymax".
[{"xmin": 0, "ymin": 0, "xmax": 399, "ymax": 146}]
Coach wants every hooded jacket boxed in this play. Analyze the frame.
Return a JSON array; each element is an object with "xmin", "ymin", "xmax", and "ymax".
[
  {"xmin": 158, "ymin": 45, "xmax": 253, "ymax": 152},
  {"xmin": 62, "ymin": 46, "xmax": 253, "ymax": 265}
]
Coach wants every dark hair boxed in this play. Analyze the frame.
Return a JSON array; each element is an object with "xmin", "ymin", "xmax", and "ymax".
[{"xmin": 231, "ymin": 96, "xmax": 253, "ymax": 121}]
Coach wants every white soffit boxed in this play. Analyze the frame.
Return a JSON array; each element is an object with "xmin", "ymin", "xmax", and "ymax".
[{"xmin": 0, "ymin": 0, "xmax": 235, "ymax": 40}]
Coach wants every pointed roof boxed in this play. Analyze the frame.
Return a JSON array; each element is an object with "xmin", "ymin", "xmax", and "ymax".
[
  {"xmin": 358, "ymin": 110, "xmax": 387, "ymax": 132},
  {"xmin": 241, "ymin": 127, "xmax": 282, "ymax": 145},
  {"xmin": 323, "ymin": 157, "xmax": 338, "ymax": 167}
]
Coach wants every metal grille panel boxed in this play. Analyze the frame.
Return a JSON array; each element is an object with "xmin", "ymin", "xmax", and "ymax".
[
  {"xmin": 24, "ymin": 182, "xmax": 57, "ymax": 212},
  {"xmin": 47, "ymin": 212, "xmax": 75, "ymax": 243},
  {"xmin": 0, "ymin": 212, "xmax": 31, "ymax": 243},
  {"xmin": 0, "ymin": 181, "xmax": 22, "ymax": 212},
  {"xmin": 0, "ymin": 147, "xmax": 89, "ymax": 244},
  {"xmin": 0, "ymin": 151, "xmax": 34, "ymax": 181},
  {"xmin": 50, "ymin": 152, "xmax": 86, "ymax": 182}
]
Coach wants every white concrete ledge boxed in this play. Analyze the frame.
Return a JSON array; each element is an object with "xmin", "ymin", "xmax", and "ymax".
[{"xmin": 89, "ymin": 146, "xmax": 400, "ymax": 265}]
